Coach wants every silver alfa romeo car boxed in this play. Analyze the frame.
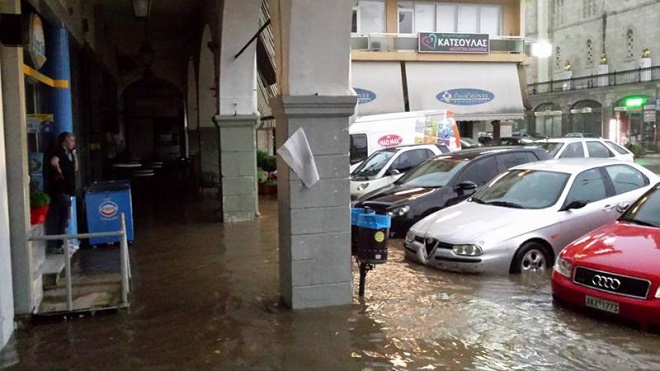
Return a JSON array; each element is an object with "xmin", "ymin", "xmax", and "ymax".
[{"xmin": 404, "ymin": 158, "xmax": 659, "ymax": 274}]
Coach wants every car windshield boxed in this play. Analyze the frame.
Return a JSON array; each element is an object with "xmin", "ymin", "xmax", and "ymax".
[
  {"xmin": 396, "ymin": 157, "xmax": 467, "ymax": 188},
  {"xmin": 536, "ymin": 142, "xmax": 564, "ymax": 157},
  {"xmin": 619, "ymin": 183, "xmax": 660, "ymax": 228},
  {"xmin": 471, "ymin": 169, "xmax": 570, "ymax": 209},
  {"xmin": 352, "ymin": 149, "xmax": 397, "ymax": 177}
]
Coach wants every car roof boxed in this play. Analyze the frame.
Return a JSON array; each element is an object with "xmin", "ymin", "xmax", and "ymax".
[
  {"xmin": 537, "ymin": 137, "xmax": 605, "ymax": 143},
  {"xmin": 391, "ymin": 143, "xmax": 447, "ymax": 150},
  {"xmin": 437, "ymin": 146, "xmax": 543, "ymax": 161},
  {"xmin": 510, "ymin": 158, "xmax": 640, "ymax": 173}
]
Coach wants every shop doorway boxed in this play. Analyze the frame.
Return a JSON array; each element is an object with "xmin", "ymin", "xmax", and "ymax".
[
  {"xmin": 569, "ymin": 100, "xmax": 602, "ymax": 137},
  {"xmin": 533, "ymin": 103, "xmax": 562, "ymax": 138},
  {"xmin": 123, "ymin": 78, "xmax": 185, "ymax": 163}
]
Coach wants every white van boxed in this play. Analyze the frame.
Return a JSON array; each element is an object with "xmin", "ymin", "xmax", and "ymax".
[
  {"xmin": 349, "ymin": 110, "xmax": 460, "ymax": 172},
  {"xmin": 350, "ymin": 143, "xmax": 449, "ymax": 201}
]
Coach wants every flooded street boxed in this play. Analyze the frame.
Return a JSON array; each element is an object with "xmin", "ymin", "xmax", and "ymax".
[{"xmin": 2, "ymin": 198, "xmax": 660, "ymax": 370}]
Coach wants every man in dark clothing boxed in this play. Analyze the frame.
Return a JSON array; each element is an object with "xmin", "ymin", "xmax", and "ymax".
[{"xmin": 46, "ymin": 132, "xmax": 78, "ymax": 252}]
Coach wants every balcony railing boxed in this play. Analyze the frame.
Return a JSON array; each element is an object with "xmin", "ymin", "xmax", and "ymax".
[
  {"xmin": 350, "ymin": 33, "xmax": 526, "ymax": 54},
  {"xmin": 529, "ymin": 66, "xmax": 660, "ymax": 94}
]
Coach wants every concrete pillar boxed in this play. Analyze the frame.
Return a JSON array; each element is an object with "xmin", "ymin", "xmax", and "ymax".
[
  {"xmin": 213, "ymin": 115, "xmax": 258, "ymax": 222},
  {"xmin": 198, "ymin": 25, "xmax": 217, "ymax": 178},
  {"xmin": 215, "ymin": 0, "xmax": 260, "ymax": 222},
  {"xmin": 0, "ymin": 17, "xmax": 16, "ymax": 348},
  {"xmin": 186, "ymin": 57, "xmax": 198, "ymax": 156},
  {"xmin": 270, "ymin": 0, "xmax": 357, "ymax": 309},
  {"xmin": 1, "ymin": 0, "xmax": 34, "ymax": 316},
  {"xmin": 46, "ymin": 26, "xmax": 77, "ymax": 241}
]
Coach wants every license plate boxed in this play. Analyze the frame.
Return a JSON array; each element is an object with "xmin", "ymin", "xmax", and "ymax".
[
  {"xmin": 437, "ymin": 262, "xmax": 460, "ymax": 272},
  {"xmin": 585, "ymin": 295, "xmax": 619, "ymax": 314}
]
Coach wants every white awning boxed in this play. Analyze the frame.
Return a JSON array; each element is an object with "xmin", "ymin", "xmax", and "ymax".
[
  {"xmin": 405, "ymin": 62, "xmax": 526, "ymax": 121},
  {"xmin": 351, "ymin": 61, "xmax": 405, "ymax": 116}
]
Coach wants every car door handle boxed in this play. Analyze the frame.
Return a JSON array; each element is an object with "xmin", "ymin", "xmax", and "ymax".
[{"xmin": 603, "ymin": 204, "xmax": 614, "ymax": 211}]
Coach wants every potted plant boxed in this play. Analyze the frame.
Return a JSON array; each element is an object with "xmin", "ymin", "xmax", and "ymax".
[
  {"xmin": 257, "ymin": 149, "xmax": 278, "ymax": 196},
  {"xmin": 30, "ymin": 188, "xmax": 50, "ymax": 225}
]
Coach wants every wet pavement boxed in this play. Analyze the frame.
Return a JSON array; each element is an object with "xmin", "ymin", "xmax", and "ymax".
[{"xmin": 1, "ymin": 193, "xmax": 660, "ymax": 370}]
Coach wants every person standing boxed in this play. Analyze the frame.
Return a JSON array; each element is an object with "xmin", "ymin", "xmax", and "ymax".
[{"xmin": 46, "ymin": 132, "xmax": 78, "ymax": 252}]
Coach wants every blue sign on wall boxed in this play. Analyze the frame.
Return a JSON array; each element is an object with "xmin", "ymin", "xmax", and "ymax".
[
  {"xmin": 354, "ymin": 88, "xmax": 377, "ymax": 105},
  {"xmin": 436, "ymin": 88, "xmax": 494, "ymax": 105}
]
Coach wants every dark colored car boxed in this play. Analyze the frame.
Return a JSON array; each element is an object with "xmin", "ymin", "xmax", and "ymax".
[
  {"xmin": 486, "ymin": 137, "xmax": 538, "ymax": 146},
  {"xmin": 354, "ymin": 146, "xmax": 551, "ymax": 237}
]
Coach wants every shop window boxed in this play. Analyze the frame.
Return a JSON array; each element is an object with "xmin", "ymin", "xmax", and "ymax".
[
  {"xmin": 354, "ymin": 0, "xmax": 386, "ymax": 34},
  {"xmin": 398, "ymin": 2, "xmax": 501, "ymax": 36},
  {"xmin": 352, "ymin": 6, "xmax": 358, "ymax": 33},
  {"xmin": 436, "ymin": 4, "xmax": 457, "ymax": 33},
  {"xmin": 457, "ymin": 5, "xmax": 478, "ymax": 33},
  {"xmin": 626, "ymin": 29, "xmax": 634, "ymax": 58}
]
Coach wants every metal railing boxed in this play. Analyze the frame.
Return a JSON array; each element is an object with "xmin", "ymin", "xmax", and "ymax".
[
  {"xmin": 529, "ymin": 66, "xmax": 660, "ymax": 94},
  {"xmin": 29, "ymin": 213, "xmax": 131, "ymax": 313}
]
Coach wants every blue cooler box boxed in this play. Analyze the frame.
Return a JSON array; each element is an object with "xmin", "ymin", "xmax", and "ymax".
[{"xmin": 85, "ymin": 180, "xmax": 134, "ymax": 245}]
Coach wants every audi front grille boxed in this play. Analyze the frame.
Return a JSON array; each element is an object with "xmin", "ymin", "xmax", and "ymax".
[{"xmin": 573, "ymin": 267, "xmax": 651, "ymax": 299}]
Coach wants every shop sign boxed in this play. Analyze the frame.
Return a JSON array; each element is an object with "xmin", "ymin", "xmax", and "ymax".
[
  {"xmin": 419, "ymin": 32, "xmax": 489, "ymax": 54},
  {"xmin": 643, "ymin": 108, "xmax": 655, "ymax": 122},
  {"xmin": 436, "ymin": 88, "xmax": 494, "ymax": 105},
  {"xmin": 378, "ymin": 134, "xmax": 403, "ymax": 147},
  {"xmin": 28, "ymin": 14, "xmax": 47, "ymax": 70},
  {"xmin": 354, "ymin": 88, "xmax": 377, "ymax": 105}
]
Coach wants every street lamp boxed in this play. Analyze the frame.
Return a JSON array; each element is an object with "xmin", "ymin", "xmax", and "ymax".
[
  {"xmin": 132, "ymin": 0, "xmax": 151, "ymax": 18},
  {"xmin": 531, "ymin": 40, "xmax": 552, "ymax": 58}
]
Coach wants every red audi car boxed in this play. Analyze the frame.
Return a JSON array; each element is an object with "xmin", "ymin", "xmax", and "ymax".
[{"xmin": 552, "ymin": 182, "xmax": 660, "ymax": 331}]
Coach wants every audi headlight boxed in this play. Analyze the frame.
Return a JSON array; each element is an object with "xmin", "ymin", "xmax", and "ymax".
[
  {"xmin": 452, "ymin": 244, "xmax": 483, "ymax": 256},
  {"xmin": 655, "ymin": 287, "xmax": 660, "ymax": 299},
  {"xmin": 356, "ymin": 182, "xmax": 369, "ymax": 191},
  {"xmin": 554, "ymin": 257, "xmax": 573, "ymax": 278},
  {"xmin": 387, "ymin": 205, "xmax": 410, "ymax": 217},
  {"xmin": 405, "ymin": 231, "xmax": 415, "ymax": 243}
]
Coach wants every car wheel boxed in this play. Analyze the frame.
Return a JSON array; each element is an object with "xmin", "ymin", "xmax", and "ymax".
[{"xmin": 510, "ymin": 242, "xmax": 551, "ymax": 274}]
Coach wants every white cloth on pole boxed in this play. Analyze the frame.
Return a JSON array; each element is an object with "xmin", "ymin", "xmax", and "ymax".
[{"xmin": 277, "ymin": 127, "xmax": 320, "ymax": 188}]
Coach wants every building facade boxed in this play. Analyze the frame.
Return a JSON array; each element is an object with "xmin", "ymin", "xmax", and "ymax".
[
  {"xmin": 349, "ymin": 0, "xmax": 530, "ymax": 140},
  {"xmin": 525, "ymin": 0, "xmax": 660, "ymax": 153}
]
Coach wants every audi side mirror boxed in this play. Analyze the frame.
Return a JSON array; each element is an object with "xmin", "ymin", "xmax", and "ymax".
[{"xmin": 559, "ymin": 200, "xmax": 587, "ymax": 212}]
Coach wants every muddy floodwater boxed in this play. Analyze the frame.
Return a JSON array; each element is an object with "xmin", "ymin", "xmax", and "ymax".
[{"xmin": 2, "ymin": 198, "xmax": 660, "ymax": 370}]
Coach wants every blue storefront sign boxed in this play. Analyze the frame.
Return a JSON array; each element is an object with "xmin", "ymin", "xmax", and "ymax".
[
  {"xmin": 354, "ymin": 88, "xmax": 377, "ymax": 105},
  {"xmin": 436, "ymin": 88, "xmax": 494, "ymax": 105}
]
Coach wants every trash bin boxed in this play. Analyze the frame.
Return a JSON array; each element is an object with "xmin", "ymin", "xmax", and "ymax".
[
  {"xmin": 350, "ymin": 207, "xmax": 366, "ymax": 256},
  {"xmin": 85, "ymin": 180, "xmax": 135, "ymax": 246},
  {"xmin": 356, "ymin": 210, "xmax": 391, "ymax": 264}
]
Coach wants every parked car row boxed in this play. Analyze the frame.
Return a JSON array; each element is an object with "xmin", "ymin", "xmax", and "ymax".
[{"xmin": 350, "ymin": 140, "xmax": 658, "ymax": 331}]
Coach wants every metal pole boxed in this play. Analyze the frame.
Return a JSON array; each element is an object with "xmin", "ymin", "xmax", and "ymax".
[
  {"xmin": 120, "ymin": 213, "xmax": 129, "ymax": 305},
  {"xmin": 64, "ymin": 238, "xmax": 73, "ymax": 311},
  {"xmin": 358, "ymin": 262, "xmax": 367, "ymax": 297}
]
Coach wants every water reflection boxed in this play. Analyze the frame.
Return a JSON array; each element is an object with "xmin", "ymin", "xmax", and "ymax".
[
  {"xmin": 2, "ymin": 199, "xmax": 660, "ymax": 369},
  {"xmin": 352, "ymin": 241, "xmax": 660, "ymax": 370}
]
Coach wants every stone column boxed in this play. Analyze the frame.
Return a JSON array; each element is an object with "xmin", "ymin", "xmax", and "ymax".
[
  {"xmin": 213, "ymin": 115, "xmax": 258, "ymax": 222},
  {"xmin": 215, "ymin": 0, "xmax": 261, "ymax": 222},
  {"xmin": 1, "ymin": 0, "xmax": 33, "ymax": 316},
  {"xmin": 0, "ymin": 6, "xmax": 16, "ymax": 347},
  {"xmin": 270, "ymin": 0, "xmax": 357, "ymax": 309}
]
